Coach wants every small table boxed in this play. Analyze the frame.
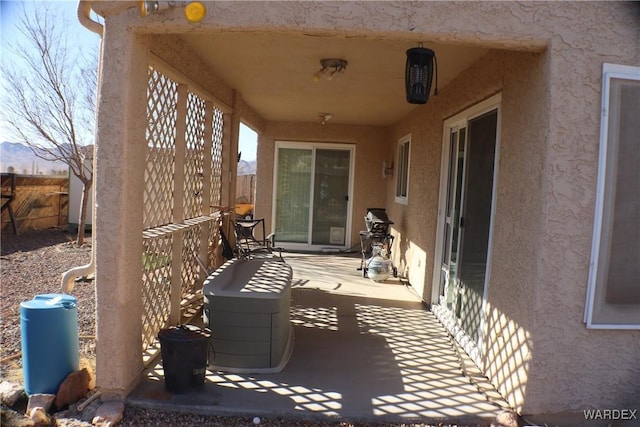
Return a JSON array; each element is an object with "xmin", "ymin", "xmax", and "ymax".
[{"xmin": 203, "ymin": 258, "xmax": 293, "ymax": 373}]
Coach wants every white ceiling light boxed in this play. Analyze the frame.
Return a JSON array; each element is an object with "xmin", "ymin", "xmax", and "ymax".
[
  {"xmin": 319, "ymin": 113, "xmax": 333, "ymax": 125},
  {"xmin": 313, "ymin": 59, "xmax": 348, "ymax": 82}
]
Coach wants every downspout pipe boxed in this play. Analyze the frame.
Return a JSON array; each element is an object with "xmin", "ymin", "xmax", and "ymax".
[
  {"xmin": 77, "ymin": 1, "xmax": 104, "ymax": 36},
  {"xmin": 61, "ymin": 1, "xmax": 104, "ymax": 293}
]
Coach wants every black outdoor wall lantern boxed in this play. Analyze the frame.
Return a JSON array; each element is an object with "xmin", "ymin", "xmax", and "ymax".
[{"xmin": 405, "ymin": 45, "xmax": 438, "ymax": 104}]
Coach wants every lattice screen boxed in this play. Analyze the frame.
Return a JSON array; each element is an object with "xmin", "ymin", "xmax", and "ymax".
[
  {"xmin": 184, "ymin": 92, "xmax": 206, "ymax": 219},
  {"xmin": 141, "ymin": 64, "xmax": 227, "ymax": 356},
  {"xmin": 181, "ymin": 225, "xmax": 202, "ymax": 296},
  {"xmin": 143, "ymin": 67, "xmax": 177, "ymax": 230},
  {"xmin": 141, "ymin": 235, "xmax": 173, "ymax": 350},
  {"xmin": 211, "ymin": 108, "xmax": 224, "ymax": 207},
  {"xmin": 206, "ymin": 216, "xmax": 222, "ymax": 270}
]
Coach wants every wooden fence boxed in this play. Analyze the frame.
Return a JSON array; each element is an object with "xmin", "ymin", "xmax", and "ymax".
[
  {"xmin": 236, "ymin": 174, "xmax": 255, "ymax": 203},
  {"xmin": 1, "ymin": 174, "xmax": 69, "ymax": 234}
]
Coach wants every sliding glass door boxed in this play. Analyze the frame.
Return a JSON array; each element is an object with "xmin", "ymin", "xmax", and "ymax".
[
  {"xmin": 274, "ymin": 147, "xmax": 312, "ymax": 243},
  {"xmin": 274, "ymin": 142, "xmax": 353, "ymax": 250},
  {"xmin": 434, "ymin": 95, "xmax": 500, "ymax": 356},
  {"xmin": 457, "ymin": 109, "xmax": 498, "ymax": 343}
]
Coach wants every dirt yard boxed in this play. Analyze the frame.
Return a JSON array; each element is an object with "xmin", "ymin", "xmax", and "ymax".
[{"xmin": 1, "ymin": 228, "xmax": 95, "ymax": 385}]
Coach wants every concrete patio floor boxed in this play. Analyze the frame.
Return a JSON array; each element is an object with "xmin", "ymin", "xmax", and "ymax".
[{"xmin": 128, "ymin": 252, "xmax": 511, "ymax": 424}]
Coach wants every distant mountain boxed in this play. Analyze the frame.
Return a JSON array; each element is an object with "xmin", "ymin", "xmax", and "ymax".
[
  {"xmin": 0, "ymin": 141, "xmax": 68, "ymax": 175},
  {"xmin": 237, "ymin": 159, "xmax": 256, "ymax": 176},
  {"xmin": 1, "ymin": 141, "xmax": 254, "ymax": 177}
]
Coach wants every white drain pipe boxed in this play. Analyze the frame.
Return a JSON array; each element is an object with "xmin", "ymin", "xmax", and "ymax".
[
  {"xmin": 77, "ymin": 1, "xmax": 104, "ymax": 36},
  {"xmin": 61, "ymin": 1, "xmax": 104, "ymax": 293}
]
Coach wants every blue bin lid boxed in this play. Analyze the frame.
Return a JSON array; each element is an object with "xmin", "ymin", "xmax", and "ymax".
[{"xmin": 21, "ymin": 294, "xmax": 77, "ymax": 310}]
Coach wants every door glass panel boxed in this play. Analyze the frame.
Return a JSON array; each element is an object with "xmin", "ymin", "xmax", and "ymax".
[
  {"xmin": 440, "ymin": 128, "xmax": 467, "ymax": 311},
  {"xmin": 312, "ymin": 149, "xmax": 350, "ymax": 245},
  {"xmin": 458, "ymin": 110, "xmax": 498, "ymax": 342},
  {"xmin": 275, "ymin": 148, "xmax": 311, "ymax": 243},
  {"xmin": 441, "ymin": 131, "xmax": 457, "ymax": 265},
  {"xmin": 451, "ymin": 127, "xmax": 465, "ymax": 266}
]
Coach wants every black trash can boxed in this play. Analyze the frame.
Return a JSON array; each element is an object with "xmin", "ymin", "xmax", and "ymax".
[{"xmin": 158, "ymin": 325, "xmax": 210, "ymax": 393}]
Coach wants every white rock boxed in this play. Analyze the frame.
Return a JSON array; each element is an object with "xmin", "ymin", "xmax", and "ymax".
[
  {"xmin": 0, "ymin": 380, "xmax": 24, "ymax": 407},
  {"xmin": 26, "ymin": 393, "xmax": 56, "ymax": 414},
  {"xmin": 28, "ymin": 407, "xmax": 51, "ymax": 425},
  {"xmin": 492, "ymin": 410, "xmax": 519, "ymax": 427},
  {"xmin": 92, "ymin": 400, "xmax": 125, "ymax": 427}
]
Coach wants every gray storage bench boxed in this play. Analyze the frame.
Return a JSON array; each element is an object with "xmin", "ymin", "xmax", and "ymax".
[{"xmin": 203, "ymin": 258, "xmax": 293, "ymax": 373}]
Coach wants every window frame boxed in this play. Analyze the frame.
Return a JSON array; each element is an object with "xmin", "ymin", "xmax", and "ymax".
[
  {"xmin": 585, "ymin": 63, "xmax": 640, "ymax": 329},
  {"xmin": 395, "ymin": 134, "xmax": 411, "ymax": 205}
]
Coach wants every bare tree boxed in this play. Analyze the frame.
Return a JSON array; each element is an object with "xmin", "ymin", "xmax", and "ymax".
[{"xmin": 0, "ymin": 2, "xmax": 98, "ymax": 246}]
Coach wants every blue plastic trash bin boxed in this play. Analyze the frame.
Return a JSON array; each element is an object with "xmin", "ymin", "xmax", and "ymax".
[{"xmin": 20, "ymin": 294, "xmax": 80, "ymax": 395}]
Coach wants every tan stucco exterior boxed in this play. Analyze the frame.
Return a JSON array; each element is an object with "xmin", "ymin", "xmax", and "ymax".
[
  {"xmin": 89, "ymin": 0, "xmax": 639, "ymax": 416},
  {"xmin": 386, "ymin": 48, "xmax": 549, "ymax": 410}
]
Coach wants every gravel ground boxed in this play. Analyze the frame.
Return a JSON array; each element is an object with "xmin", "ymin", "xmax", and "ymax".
[
  {"xmin": 0, "ymin": 229, "xmax": 489, "ymax": 427},
  {"xmin": 0, "ymin": 228, "xmax": 95, "ymax": 373}
]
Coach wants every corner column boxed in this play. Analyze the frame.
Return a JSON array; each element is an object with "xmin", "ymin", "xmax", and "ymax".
[{"xmin": 94, "ymin": 24, "xmax": 148, "ymax": 397}]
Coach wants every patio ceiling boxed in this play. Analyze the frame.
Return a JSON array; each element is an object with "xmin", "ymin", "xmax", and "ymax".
[{"xmin": 181, "ymin": 32, "xmax": 489, "ymax": 126}]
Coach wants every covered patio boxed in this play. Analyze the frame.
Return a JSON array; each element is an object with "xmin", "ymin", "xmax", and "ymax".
[
  {"xmin": 80, "ymin": 1, "xmax": 640, "ymax": 418},
  {"xmin": 128, "ymin": 253, "xmax": 509, "ymax": 424}
]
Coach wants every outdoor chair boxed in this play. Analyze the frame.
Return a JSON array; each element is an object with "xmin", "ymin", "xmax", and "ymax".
[{"xmin": 233, "ymin": 218, "xmax": 283, "ymax": 261}]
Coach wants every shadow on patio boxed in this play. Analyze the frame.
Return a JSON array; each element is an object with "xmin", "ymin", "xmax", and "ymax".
[{"xmin": 128, "ymin": 253, "xmax": 510, "ymax": 424}]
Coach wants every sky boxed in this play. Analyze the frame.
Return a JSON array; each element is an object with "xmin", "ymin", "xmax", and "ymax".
[
  {"xmin": 238, "ymin": 123, "xmax": 257, "ymax": 162},
  {"xmin": 0, "ymin": 0, "xmax": 101, "ymax": 144},
  {"xmin": 0, "ymin": 0, "xmax": 257, "ymax": 161}
]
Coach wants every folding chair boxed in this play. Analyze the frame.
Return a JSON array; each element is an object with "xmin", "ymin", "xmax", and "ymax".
[{"xmin": 233, "ymin": 218, "xmax": 283, "ymax": 261}]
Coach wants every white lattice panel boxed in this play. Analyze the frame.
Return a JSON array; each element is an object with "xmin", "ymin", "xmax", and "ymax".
[
  {"xmin": 141, "ymin": 235, "xmax": 173, "ymax": 350},
  {"xmin": 207, "ymin": 217, "xmax": 222, "ymax": 271},
  {"xmin": 211, "ymin": 109, "xmax": 224, "ymax": 207},
  {"xmin": 141, "ymin": 63, "xmax": 228, "ymax": 355},
  {"xmin": 144, "ymin": 67, "xmax": 177, "ymax": 229},
  {"xmin": 181, "ymin": 225, "xmax": 202, "ymax": 296},
  {"xmin": 184, "ymin": 92, "xmax": 206, "ymax": 219}
]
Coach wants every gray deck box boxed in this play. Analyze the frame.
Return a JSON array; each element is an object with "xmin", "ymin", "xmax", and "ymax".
[{"xmin": 203, "ymin": 258, "xmax": 293, "ymax": 373}]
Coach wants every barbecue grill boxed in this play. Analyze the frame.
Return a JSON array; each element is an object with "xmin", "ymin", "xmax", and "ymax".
[{"xmin": 358, "ymin": 208, "xmax": 397, "ymax": 280}]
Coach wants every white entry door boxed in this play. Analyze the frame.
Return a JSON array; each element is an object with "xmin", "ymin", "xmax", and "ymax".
[{"xmin": 273, "ymin": 142, "xmax": 354, "ymax": 251}]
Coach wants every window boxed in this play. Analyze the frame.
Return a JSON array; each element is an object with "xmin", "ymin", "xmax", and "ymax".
[
  {"xmin": 585, "ymin": 63, "xmax": 640, "ymax": 329},
  {"xmin": 395, "ymin": 134, "xmax": 411, "ymax": 204}
]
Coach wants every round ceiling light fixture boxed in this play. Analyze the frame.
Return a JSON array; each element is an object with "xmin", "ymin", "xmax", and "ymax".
[{"xmin": 313, "ymin": 59, "xmax": 348, "ymax": 82}]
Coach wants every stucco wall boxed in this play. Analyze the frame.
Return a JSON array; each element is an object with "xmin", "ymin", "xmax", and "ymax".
[
  {"xmin": 386, "ymin": 107, "xmax": 442, "ymax": 297},
  {"xmin": 257, "ymin": 122, "xmax": 390, "ymax": 248},
  {"xmin": 384, "ymin": 2, "xmax": 640, "ymax": 414},
  {"xmin": 482, "ymin": 50, "xmax": 547, "ymax": 412},
  {"xmin": 94, "ymin": 18, "xmax": 149, "ymax": 395},
  {"xmin": 524, "ymin": 3, "xmax": 640, "ymax": 415},
  {"xmin": 388, "ymin": 48, "xmax": 546, "ymax": 411}
]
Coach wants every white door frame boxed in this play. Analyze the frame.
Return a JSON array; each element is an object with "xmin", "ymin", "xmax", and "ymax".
[
  {"xmin": 272, "ymin": 140, "xmax": 355, "ymax": 252},
  {"xmin": 431, "ymin": 93, "xmax": 502, "ymax": 365}
]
